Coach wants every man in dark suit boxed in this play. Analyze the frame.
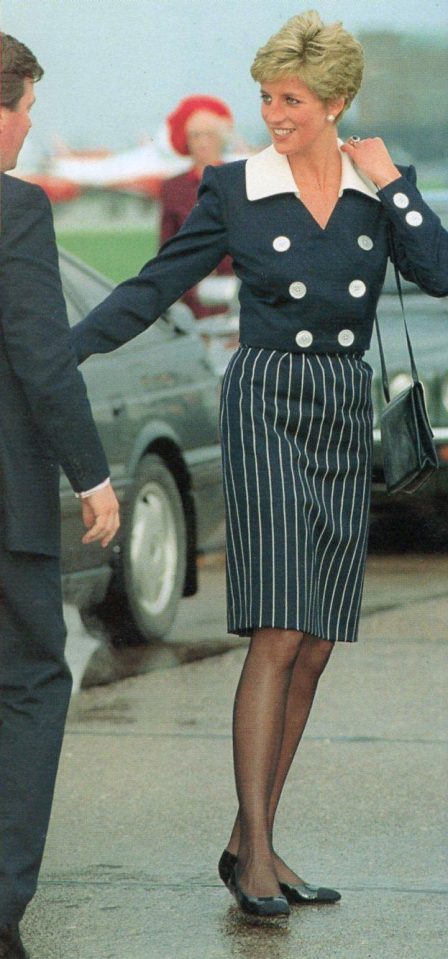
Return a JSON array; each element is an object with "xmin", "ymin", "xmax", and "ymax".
[{"xmin": 0, "ymin": 34, "xmax": 120, "ymax": 958}]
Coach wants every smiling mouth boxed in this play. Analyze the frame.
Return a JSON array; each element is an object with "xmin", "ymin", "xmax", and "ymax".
[{"xmin": 272, "ymin": 128, "xmax": 295, "ymax": 137}]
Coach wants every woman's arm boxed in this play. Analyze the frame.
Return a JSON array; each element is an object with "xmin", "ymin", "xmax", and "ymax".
[
  {"xmin": 377, "ymin": 166, "xmax": 448, "ymax": 296},
  {"xmin": 72, "ymin": 166, "xmax": 229, "ymax": 361},
  {"xmin": 342, "ymin": 137, "xmax": 448, "ymax": 296}
]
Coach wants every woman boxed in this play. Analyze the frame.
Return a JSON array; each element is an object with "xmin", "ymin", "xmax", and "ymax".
[
  {"xmin": 160, "ymin": 95, "xmax": 234, "ymax": 318},
  {"xmin": 73, "ymin": 11, "xmax": 448, "ymax": 919}
]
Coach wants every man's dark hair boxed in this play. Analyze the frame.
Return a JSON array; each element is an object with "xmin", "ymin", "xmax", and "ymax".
[{"xmin": 0, "ymin": 33, "xmax": 43, "ymax": 109}]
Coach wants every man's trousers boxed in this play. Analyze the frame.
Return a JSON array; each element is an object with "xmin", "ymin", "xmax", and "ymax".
[{"xmin": 0, "ymin": 539, "xmax": 72, "ymax": 923}]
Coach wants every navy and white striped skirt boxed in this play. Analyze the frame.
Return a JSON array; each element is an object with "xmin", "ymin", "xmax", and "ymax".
[{"xmin": 219, "ymin": 346, "xmax": 373, "ymax": 643}]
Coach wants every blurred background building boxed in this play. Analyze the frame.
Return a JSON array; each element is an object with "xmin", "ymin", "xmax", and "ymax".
[{"xmin": 354, "ymin": 32, "xmax": 448, "ymax": 163}]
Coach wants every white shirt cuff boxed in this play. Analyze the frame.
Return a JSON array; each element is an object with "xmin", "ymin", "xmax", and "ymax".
[{"xmin": 75, "ymin": 477, "xmax": 111, "ymax": 499}]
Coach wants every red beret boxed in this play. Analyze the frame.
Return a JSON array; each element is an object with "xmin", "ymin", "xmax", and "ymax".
[{"xmin": 167, "ymin": 95, "xmax": 233, "ymax": 156}]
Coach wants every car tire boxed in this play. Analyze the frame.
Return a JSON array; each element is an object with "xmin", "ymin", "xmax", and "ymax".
[
  {"xmin": 91, "ymin": 453, "xmax": 188, "ymax": 646},
  {"xmin": 118, "ymin": 453, "xmax": 187, "ymax": 642}
]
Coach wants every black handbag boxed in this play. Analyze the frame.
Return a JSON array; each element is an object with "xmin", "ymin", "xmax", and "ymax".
[{"xmin": 375, "ymin": 249, "xmax": 439, "ymax": 495}]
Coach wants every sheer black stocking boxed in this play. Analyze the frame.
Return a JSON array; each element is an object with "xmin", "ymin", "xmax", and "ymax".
[{"xmin": 228, "ymin": 630, "xmax": 334, "ymax": 892}]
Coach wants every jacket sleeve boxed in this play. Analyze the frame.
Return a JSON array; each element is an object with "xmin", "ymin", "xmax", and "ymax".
[
  {"xmin": 0, "ymin": 181, "xmax": 110, "ymax": 492},
  {"xmin": 72, "ymin": 165, "xmax": 229, "ymax": 361},
  {"xmin": 377, "ymin": 166, "xmax": 448, "ymax": 296}
]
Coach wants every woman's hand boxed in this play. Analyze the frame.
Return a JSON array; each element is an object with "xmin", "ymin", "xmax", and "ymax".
[{"xmin": 341, "ymin": 137, "xmax": 401, "ymax": 189}]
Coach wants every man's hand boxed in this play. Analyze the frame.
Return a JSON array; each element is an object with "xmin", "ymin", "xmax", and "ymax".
[{"xmin": 81, "ymin": 484, "xmax": 120, "ymax": 547}]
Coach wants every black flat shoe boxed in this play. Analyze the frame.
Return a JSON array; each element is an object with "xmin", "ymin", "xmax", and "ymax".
[
  {"xmin": 279, "ymin": 880, "xmax": 341, "ymax": 904},
  {"xmin": 218, "ymin": 849, "xmax": 237, "ymax": 887},
  {"xmin": 218, "ymin": 849, "xmax": 340, "ymax": 905},
  {"xmin": 228, "ymin": 866, "xmax": 290, "ymax": 918}
]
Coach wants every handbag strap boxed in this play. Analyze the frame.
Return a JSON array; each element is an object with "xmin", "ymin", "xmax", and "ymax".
[
  {"xmin": 374, "ymin": 312, "xmax": 391, "ymax": 403},
  {"xmin": 375, "ymin": 230, "xmax": 420, "ymax": 403}
]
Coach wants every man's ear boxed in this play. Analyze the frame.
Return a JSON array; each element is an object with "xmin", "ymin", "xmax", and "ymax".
[{"xmin": 0, "ymin": 105, "xmax": 8, "ymax": 133}]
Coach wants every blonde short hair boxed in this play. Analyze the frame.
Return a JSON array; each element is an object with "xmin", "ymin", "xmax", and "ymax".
[{"xmin": 250, "ymin": 10, "xmax": 364, "ymax": 115}]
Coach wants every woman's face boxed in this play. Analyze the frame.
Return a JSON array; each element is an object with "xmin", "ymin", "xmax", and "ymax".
[
  {"xmin": 260, "ymin": 76, "xmax": 342, "ymax": 157},
  {"xmin": 185, "ymin": 109, "xmax": 228, "ymax": 167}
]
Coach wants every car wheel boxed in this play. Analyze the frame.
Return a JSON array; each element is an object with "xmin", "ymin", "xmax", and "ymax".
[
  {"xmin": 122, "ymin": 453, "xmax": 187, "ymax": 641},
  {"xmin": 122, "ymin": 454, "xmax": 187, "ymax": 642},
  {"xmin": 105, "ymin": 453, "xmax": 187, "ymax": 644},
  {"xmin": 82, "ymin": 455, "xmax": 188, "ymax": 645}
]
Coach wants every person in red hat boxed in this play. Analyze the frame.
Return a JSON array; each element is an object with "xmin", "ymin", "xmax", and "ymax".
[{"xmin": 160, "ymin": 95, "xmax": 235, "ymax": 318}]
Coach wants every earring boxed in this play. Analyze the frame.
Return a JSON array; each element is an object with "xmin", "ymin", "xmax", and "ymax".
[{"xmin": 327, "ymin": 114, "xmax": 336, "ymax": 123}]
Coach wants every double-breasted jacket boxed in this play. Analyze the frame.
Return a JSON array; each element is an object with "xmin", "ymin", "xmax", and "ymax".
[{"xmin": 73, "ymin": 144, "xmax": 448, "ymax": 363}]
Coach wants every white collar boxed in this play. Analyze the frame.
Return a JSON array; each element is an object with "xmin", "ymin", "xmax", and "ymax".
[{"xmin": 245, "ymin": 141, "xmax": 379, "ymax": 202}]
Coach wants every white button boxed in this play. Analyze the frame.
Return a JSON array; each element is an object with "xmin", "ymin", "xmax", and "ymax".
[
  {"xmin": 349, "ymin": 279, "xmax": 366, "ymax": 298},
  {"xmin": 358, "ymin": 235, "xmax": 373, "ymax": 251},
  {"xmin": 289, "ymin": 281, "xmax": 307, "ymax": 299},
  {"xmin": 273, "ymin": 235, "xmax": 291, "ymax": 252},
  {"xmin": 405, "ymin": 210, "xmax": 423, "ymax": 227},
  {"xmin": 295, "ymin": 330, "xmax": 313, "ymax": 348},
  {"xmin": 393, "ymin": 192, "xmax": 410, "ymax": 209},
  {"xmin": 338, "ymin": 329, "xmax": 355, "ymax": 346}
]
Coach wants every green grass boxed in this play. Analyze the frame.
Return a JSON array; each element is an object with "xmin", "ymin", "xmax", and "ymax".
[{"xmin": 56, "ymin": 229, "xmax": 159, "ymax": 283}]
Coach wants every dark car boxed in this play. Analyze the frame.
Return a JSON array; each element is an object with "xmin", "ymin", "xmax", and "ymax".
[{"xmin": 58, "ymin": 248, "xmax": 224, "ymax": 642}]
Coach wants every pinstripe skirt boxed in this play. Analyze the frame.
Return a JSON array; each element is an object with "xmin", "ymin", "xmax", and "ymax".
[{"xmin": 219, "ymin": 346, "xmax": 373, "ymax": 643}]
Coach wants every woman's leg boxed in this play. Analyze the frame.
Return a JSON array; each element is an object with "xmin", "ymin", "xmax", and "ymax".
[
  {"xmin": 232, "ymin": 627, "xmax": 303, "ymax": 897},
  {"xmin": 268, "ymin": 634, "xmax": 334, "ymax": 881},
  {"xmin": 227, "ymin": 633, "xmax": 334, "ymax": 884}
]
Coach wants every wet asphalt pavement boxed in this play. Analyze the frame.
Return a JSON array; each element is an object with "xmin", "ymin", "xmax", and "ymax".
[{"xmin": 21, "ymin": 552, "xmax": 447, "ymax": 959}]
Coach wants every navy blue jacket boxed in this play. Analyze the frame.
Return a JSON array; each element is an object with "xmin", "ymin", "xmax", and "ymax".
[
  {"xmin": 0, "ymin": 173, "xmax": 109, "ymax": 556},
  {"xmin": 73, "ymin": 145, "xmax": 448, "ymax": 362}
]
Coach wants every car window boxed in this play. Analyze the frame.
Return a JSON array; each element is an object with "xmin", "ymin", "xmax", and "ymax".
[
  {"xmin": 58, "ymin": 248, "xmax": 113, "ymax": 327},
  {"xmin": 57, "ymin": 246, "xmax": 190, "ymax": 347}
]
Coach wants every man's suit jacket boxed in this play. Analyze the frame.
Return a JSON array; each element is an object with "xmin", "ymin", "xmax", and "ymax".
[{"xmin": 0, "ymin": 173, "xmax": 109, "ymax": 557}]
